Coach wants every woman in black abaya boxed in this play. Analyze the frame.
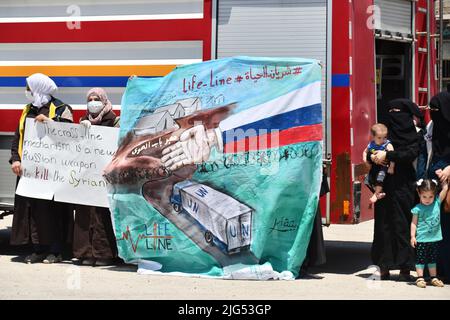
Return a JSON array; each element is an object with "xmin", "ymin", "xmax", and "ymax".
[
  {"xmin": 420, "ymin": 91, "xmax": 450, "ymax": 282},
  {"xmin": 371, "ymin": 99, "xmax": 423, "ymax": 280}
]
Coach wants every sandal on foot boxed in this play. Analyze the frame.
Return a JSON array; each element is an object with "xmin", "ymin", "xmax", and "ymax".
[
  {"xmin": 415, "ymin": 277, "xmax": 426, "ymax": 288},
  {"xmin": 24, "ymin": 253, "xmax": 47, "ymax": 264},
  {"xmin": 81, "ymin": 258, "xmax": 96, "ymax": 266},
  {"xmin": 94, "ymin": 258, "xmax": 114, "ymax": 267},
  {"xmin": 43, "ymin": 254, "xmax": 63, "ymax": 264},
  {"xmin": 431, "ymin": 278, "xmax": 444, "ymax": 287}
]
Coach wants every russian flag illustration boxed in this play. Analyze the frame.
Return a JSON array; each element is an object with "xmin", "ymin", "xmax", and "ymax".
[{"xmin": 219, "ymin": 81, "xmax": 322, "ymax": 153}]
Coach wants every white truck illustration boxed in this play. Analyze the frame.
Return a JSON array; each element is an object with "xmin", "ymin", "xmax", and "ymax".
[{"xmin": 170, "ymin": 180, "xmax": 252, "ymax": 254}]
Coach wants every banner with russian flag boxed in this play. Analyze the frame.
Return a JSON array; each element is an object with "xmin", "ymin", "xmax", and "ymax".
[{"xmin": 105, "ymin": 56, "xmax": 323, "ymax": 279}]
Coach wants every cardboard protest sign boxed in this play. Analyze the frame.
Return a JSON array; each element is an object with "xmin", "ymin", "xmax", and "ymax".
[
  {"xmin": 16, "ymin": 119, "xmax": 119, "ymax": 207},
  {"xmin": 105, "ymin": 56, "xmax": 323, "ymax": 279}
]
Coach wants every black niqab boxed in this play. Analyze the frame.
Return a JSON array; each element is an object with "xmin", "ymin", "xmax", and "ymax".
[
  {"xmin": 384, "ymin": 99, "xmax": 421, "ymax": 147},
  {"xmin": 429, "ymin": 92, "xmax": 450, "ymax": 159}
]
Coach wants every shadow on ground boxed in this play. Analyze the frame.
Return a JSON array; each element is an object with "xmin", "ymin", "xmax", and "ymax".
[
  {"xmin": 2, "ymin": 220, "xmax": 373, "ymax": 276},
  {"xmin": 101, "ymin": 264, "xmax": 138, "ymax": 272},
  {"xmin": 308, "ymin": 240, "xmax": 372, "ymax": 276},
  {"xmin": 1, "ymin": 221, "xmax": 138, "ymax": 270}
]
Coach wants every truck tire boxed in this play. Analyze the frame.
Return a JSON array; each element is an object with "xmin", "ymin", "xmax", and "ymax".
[
  {"xmin": 205, "ymin": 231, "xmax": 214, "ymax": 244},
  {"xmin": 173, "ymin": 203, "xmax": 181, "ymax": 213}
]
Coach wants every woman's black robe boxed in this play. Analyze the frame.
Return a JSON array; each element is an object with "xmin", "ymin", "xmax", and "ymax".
[
  {"xmin": 72, "ymin": 110, "xmax": 118, "ymax": 260},
  {"xmin": 371, "ymin": 99, "xmax": 422, "ymax": 271},
  {"xmin": 9, "ymin": 98, "xmax": 74, "ymax": 249}
]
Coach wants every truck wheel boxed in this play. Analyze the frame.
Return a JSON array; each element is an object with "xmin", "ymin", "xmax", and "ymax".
[
  {"xmin": 173, "ymin": 203, "xmax": 181, "ymax": 213},
  {"xmin": 205, "ymin": 231, "xmax": 214, "ymax": 244}
]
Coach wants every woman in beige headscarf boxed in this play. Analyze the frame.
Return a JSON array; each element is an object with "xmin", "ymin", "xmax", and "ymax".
[
  {"xmin": 10, "ymin": 73, "xmax": 74, "ymax": 264},
  {"xmin": 73, "ymin": 88, "xmax": 119, "ymax": 267}
]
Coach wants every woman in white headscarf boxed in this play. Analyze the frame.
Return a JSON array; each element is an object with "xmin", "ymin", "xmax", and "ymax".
[{"xmin": 10, "ymin": 73, "xmax": 74, "ymax": 264}]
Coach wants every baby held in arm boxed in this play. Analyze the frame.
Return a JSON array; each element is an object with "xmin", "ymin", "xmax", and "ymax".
[{"xmin": 363, "ymin": 123, "xmax": 395, "ymax": 205}]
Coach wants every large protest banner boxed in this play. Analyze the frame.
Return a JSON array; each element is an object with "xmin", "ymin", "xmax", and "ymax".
[
  {"xmin": 105, "ymin": 56, "xmax": 323, "ymax": 279},
  {"xmin": 16, "ymin": 119, "xmax": 119, "ymax": 207}
]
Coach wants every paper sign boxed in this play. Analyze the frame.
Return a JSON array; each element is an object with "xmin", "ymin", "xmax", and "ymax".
[{"xmin": 16, "ymin": 119, "xmax": 119, "ymax": 207}]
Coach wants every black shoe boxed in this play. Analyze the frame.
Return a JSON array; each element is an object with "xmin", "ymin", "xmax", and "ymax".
[
  {"xmin": 380, "ymin": 270, "xmax": 391, "ymax": 281},
  {"xmin": 24, "ymin": 253, "xmax": 47, "ymax": 264},
  {"xmin": 94, "ymin": 258, "xmax": 114, "ymax": 267},
  {"xmin": 81, "ymin": 258, "xmax": 96, "ymax": 266},
  {"xmin": 43, "ymin": 254, "xmax": 63, "ymax": 264}
]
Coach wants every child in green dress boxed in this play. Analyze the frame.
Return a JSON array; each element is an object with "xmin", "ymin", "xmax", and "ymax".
[{"xmin": 411, "ymin": 178, "xmax": 448, "ymax": 288}]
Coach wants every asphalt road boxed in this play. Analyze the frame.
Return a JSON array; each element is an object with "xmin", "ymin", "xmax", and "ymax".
[{"xmin": 0, "ymin": 214, "xmax": 449, "ymax": 300}]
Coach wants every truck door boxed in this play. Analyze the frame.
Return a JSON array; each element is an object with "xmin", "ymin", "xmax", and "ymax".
[
  {"xmin": 374, "ymin": 0, "xmax": 414, "ymax": 122},
  {"xmin": 376, "ymin": 41, "xmax": 413, "ymax": 124}
]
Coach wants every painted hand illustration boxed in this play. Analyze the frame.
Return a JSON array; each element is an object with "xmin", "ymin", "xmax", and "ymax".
[{"xmin": 161, "ymin": 125, "xmax": 222, "ymax": 171}]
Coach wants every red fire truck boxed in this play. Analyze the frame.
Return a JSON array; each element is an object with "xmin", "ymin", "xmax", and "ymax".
[{"xmin": 0, "ymin": 0, "xmax": 439, "ymax": 224}]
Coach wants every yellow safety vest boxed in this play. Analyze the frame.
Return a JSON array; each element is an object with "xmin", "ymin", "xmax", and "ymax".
[{"xmin": 18, "ymin": 102, "xmax": 57, "ymax": 159}]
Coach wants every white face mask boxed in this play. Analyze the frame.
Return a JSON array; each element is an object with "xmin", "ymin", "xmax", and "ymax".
[
  {"xmin": 25, "ymin": 90, "xmax": 34, "ymax": 103},
  {"xmin": 87, "ymin": 100, "xmax": 104, "ymax": 114}
]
